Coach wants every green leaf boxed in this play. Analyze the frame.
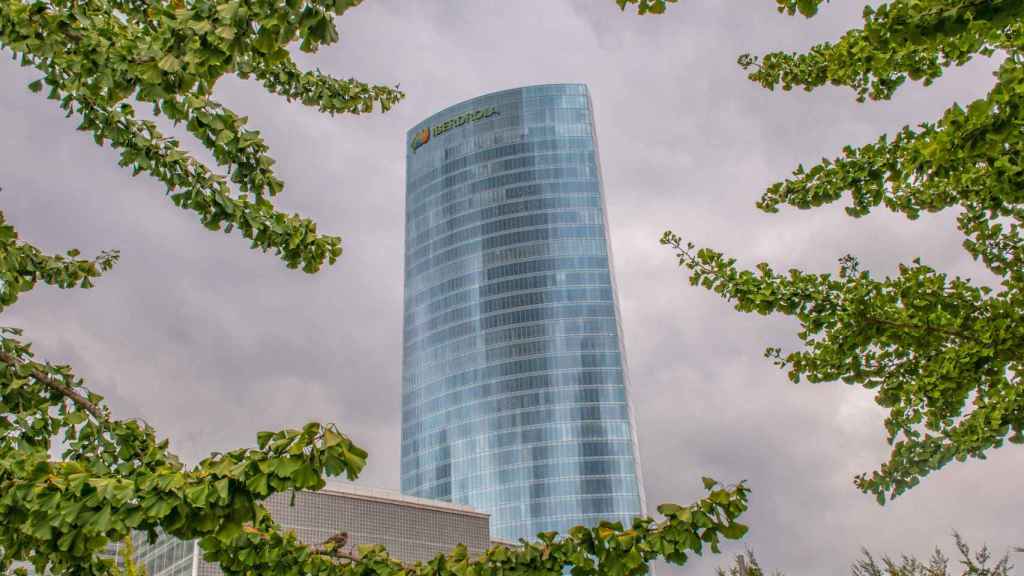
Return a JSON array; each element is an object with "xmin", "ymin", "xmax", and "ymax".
[
  {"xmin": 796, "ymin": 0, "xmax": 819, "ymax": 17},
  {"xmin": 657, "ymin": 503, "xmax": 683, "ymax": 517},
  {"xmin": 157, "ymin": 54, "xmax": 181, "ymax": 73},
  {"xmin": 719, "ymin": 522, "xmax": 748, "ymax": 539},
  {"xmin": 88, "ymin": 505, "xmax": 113, "ymax": 532},
  {"xmin": 215, "ymin": 519, "xmax": 241, "ymax": 543},
  {"xmin": 272, "ymin": 457, "xmax": 302, "ymax": 478},
  {"xmin": 65, "ymin": 411, "xmax": 87, "ymax": 425},
  {"xmin": 214, "ymin": 478, "xmax": 231, "ymax": 502},
  {"xmin": 322, "ymin": 427, "xmax": 344, "ymax": 448},
  {"xmin": 256, "ymin": 431, "xmax": 273, "ymax": 449},
  {"xmin": 185, "ymin": 483, "xmax": 210, "ymax": 506}
]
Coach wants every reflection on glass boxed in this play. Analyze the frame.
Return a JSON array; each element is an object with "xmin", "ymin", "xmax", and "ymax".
[{"xmin": 402, "ymin": 84, "xmax": 645, "ymax": 540}]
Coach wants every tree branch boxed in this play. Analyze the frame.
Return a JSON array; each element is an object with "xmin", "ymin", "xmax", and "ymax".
[
  {"xmin": 860, "ymin": 315, "xmax": 967, "ymax": 340},
  {"xmin": 311, "ymin": 548, "xmax": 365, "ymax": 565},
  {"xmin": 0, "ymin": 350, "xmax": 106, "ymax": 422}
]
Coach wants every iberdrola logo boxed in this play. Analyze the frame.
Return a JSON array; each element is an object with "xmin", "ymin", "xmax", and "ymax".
[{"xmin": 410, "ymin": 127, "xmax": 430, "ymax": 153}]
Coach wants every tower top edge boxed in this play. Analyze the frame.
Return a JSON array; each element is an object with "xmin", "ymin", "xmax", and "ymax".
[{"xmin": 406, "ymin": 83, "xmax": 590, "ymax": 138}]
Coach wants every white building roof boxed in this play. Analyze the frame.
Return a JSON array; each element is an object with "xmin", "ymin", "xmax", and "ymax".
[{"xmin": 321, "ymin": 480, "xmax": 488, "ymax": 518}]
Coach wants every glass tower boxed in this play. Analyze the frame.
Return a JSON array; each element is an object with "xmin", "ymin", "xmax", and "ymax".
[{"xmin": 401, "ymin": 84, "xmax": 645, "ymax": 541}]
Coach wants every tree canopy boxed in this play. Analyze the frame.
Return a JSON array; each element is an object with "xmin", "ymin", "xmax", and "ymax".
[
  {"xmin": 661, "ymin": 0, "xmax": 1024, "ymax": 503},
  {"xmin": 0, "ymin": 1, "xmax": 750, "ymax": 575}
]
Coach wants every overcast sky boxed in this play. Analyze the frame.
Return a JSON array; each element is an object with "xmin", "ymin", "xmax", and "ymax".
[{"xmin": 1, "ymin": 1, "xmax": 1021, "ymax": 574}]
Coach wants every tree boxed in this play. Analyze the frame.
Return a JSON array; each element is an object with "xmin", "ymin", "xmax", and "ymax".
[
  {"xmin": 660, "ymin": 0, "xmax": 1024, "ymax": 503},
  {"xmin": 0, "ymin": 1, "xmax": 750, "ymax": 575},
  {"xmin": 711, "ymin": 534, "xmax": 1022, "ymax": 576},
  {"xmin": 851, "ymin": 533, "xmax": 1022, "ymax": 576}
]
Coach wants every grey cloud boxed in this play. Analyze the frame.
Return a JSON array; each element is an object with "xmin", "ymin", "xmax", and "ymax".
[{"xmin": 2, "ymin": 1, "xmax": 1022, "ymax": 575}]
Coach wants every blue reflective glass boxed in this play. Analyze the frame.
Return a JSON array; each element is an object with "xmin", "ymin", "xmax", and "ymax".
[{"xmin": 402, "ymin": 84, "xmax": 645, "ymax": 542}]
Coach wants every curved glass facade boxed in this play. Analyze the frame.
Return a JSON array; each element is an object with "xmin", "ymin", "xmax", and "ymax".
[{"xmin": 401, "ymin": 84, "xmax": 645, "ymax": 541}]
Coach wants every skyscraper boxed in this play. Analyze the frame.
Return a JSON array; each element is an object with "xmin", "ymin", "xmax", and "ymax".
[{"xmin": 402, "ymin": 84, "xmax": 645, "ymax": 542}]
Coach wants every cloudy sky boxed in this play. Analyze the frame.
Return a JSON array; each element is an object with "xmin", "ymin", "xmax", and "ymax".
[{"xmin": 1, "ymin": 1, "xmax": 1021, "ymax": 574}]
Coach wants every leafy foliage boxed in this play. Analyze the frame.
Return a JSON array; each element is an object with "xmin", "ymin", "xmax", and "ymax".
[
  {"xmin": 851, "ymin": 532, "xmax": 1022, "ymax": 576},
  {"xmin": 662, "ymin": 1, "xmax": 1024, "ymax": 502},
  {"xmin": 1, "ymin": 0, "xmax": 403, "ymax": 273},
  {"xmin": 0, "ymin": 204, "xmax": 119, "ymax": 307},
  {"xmin": 616, "ymin": 0, "xmax": 678, "ymax": 15},
  {"xmin": 0, "ymin": 318, "xmax": 751, "ymax": 576},
  {"xmin": 0, "ymin": 1, "xmax": 752, "ymax": 575}
]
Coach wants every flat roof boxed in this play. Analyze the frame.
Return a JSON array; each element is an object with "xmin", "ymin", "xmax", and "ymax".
[{"xmin": 320, "ymin": 481, "xmax": 488, "ymax": 518}]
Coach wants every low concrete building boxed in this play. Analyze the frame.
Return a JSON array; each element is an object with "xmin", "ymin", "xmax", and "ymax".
[{"xmin": 120, "ymin": 482, "xmax": 492, "ymax": 576}]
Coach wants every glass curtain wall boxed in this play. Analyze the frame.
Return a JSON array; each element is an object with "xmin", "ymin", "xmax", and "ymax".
[{"xmin": 402, "ymin": 84, "xmax": 645, "ymax": 541}]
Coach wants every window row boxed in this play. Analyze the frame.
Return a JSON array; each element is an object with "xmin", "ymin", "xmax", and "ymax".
[
  {"xmin": 407, "ymin": 231, "xmax": 607, "ymax": 282},
  {"xmin": 407, "ymin": 177, "xmax": 600, "ymax": 225},
  {"xmin": 488, "ymin": 493, "xmax": 640, "ymax": 525},
  {"xmin": 407, "ymin": 224, "xmax": 607, "ymax": 292},
  {"xmin": 406, "ymin": 267, "xmax": 610, "ymax": 320},
  {"xmin": 404, "ymin": 315, "xmax": 618, "ymax": 370},
  {"xmin": 409, "ymin": 194, "xmax": 597, "ymax": 250},
  {"xmin": 454, "ymin": 474, "xmax": 640, "ymax": 506},
  {"xmin": 404, "ymin": 285, "xmax": 613, "ymax": 342},
  {"xmin": 409, "ymin": 188, "xmax": 598, "ymax": 244},
  {"xmin": 407, "ymin": 268, "xmax": 610, "ymax": 316},
  {"xmin": 401, "ymin": 393, "xmax": 630, "ymax": 467},
  {"xmin": 407, "ymin": 187, "xmax": 602, "ymax": 253},
  {"xmin": 401, "ymin": 356, "xmax": 624, "ymax": 411},
  {"xmin": 407, "ymin": 214, "xmax": 604, "ymax": 272},
  {"xmin": 406, "ymin": 165, "xmax": 600, "ymax": 235},
  {"xmin": 407, "ymin": 150, "xmax": 595, "ymax": 210},
  {"xmin": 404, "ymin": 301, "xmax": 617, "ymax": 353},
  {"xmin": 482, "ymin": 237, "xmax": 607, "ymax": 270},
  {"xmin": 404, "ymin": 331, "xmax": 621, "ymax": 377},
  {"xmin": 521, "ymin": 106, "xmax": 591, "ymax": 129},
  {"xmin": 407, "ymin": 147, "xmax": 598, "ymax": 211},
  {"xmin": 481, "ymin": 302, "xmax": 615, "ymax": 334},
  {"xmin": 401, "ymin": 418, "xmax": 633, "ymax": 459},
  {"xmin": 485, "ymin": 255, "xmax": 608, "ymax": 283},
  {"xmin": 405, "ymin": 455, "xmax": 637, "ymax": 496},
  {"xmin": 485, "ymin": 286, "xmax": 612, "ymax": 317},
  {"xmin": 409, "ymin": 183, "xmax": 603, "ymax": 242},
  {"xmin": 494, "ymin": 312, "xmax": 616, "ymax": 339},
  {"xmin": 407, "ymin": 319, "xmax": 614, "ymax": 368},
  {"xmin": 406, "ymin": 196, "xmax": 602, "ymax": 266},
  {"xmin": 401, "ymin": 382, "xmax": 628, "ymax": 431},
  {"xmin": 402, "ymin": 437, "xmax": 636, "ymax": 480},
  {"xmin": 401, "ymin": 397, "xmax": 629, "ymax": 441},
  {"xmin": 407, "ymin": 137, "xmax": 593, "ymax": 191},
  {"xmin": 407, "ymin": 260, "xmax": 610, "ymax": 333}
]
